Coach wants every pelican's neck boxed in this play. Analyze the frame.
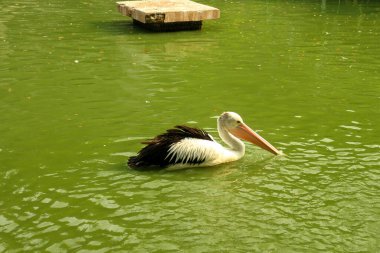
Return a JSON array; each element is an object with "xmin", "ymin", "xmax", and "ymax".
[{"xmin": 217, "ymin": 120, "xmax": 245, "ymax": 156}]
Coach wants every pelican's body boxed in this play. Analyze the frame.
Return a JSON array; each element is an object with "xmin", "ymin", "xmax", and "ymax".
[{"xmin": 128, "ymin": 112, "xmax": 281, "ymax": 169}]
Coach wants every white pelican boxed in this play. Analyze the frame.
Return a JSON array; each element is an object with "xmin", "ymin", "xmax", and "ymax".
[{"xmin": 128, "ymin": 112, "xmax": 281, "ymax": 169}]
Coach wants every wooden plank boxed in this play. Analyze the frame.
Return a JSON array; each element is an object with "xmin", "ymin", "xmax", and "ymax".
[{"xmin": 117, "ymin": 0, "xmax": 220, "ymax": 24}]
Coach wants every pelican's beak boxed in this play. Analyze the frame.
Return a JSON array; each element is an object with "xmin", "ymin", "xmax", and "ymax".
[{"xmin": 230, "ymin": 123, "xmax": 281, "ymax": 155}]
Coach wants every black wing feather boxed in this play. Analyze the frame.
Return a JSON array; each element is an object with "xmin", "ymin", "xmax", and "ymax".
[{"xmin": 128, "ymin": 125, "xmax": 213, "ymax": 170}]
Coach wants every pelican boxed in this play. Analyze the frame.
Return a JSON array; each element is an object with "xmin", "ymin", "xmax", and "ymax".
[{"xmin": 128, "ymin": 112, "xmax": 281, "ymax": 169}]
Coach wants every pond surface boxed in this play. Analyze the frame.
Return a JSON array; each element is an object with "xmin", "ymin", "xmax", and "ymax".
[{"xmin": 1, "ymin": 0, "xmax": 379, "ymax": 252}]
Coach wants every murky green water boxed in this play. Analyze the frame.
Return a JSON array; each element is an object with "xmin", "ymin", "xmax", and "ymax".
[{"xmin": 1, "ymin": 0, "xmax": 379, "ymax": 252}]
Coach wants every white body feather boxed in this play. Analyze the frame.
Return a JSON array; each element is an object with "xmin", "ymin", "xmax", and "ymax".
[{"xmin": 166, "ymin": 138, "xmax": 243, "ymax": 169}]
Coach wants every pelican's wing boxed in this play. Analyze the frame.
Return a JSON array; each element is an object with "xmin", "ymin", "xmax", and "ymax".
[
  {"xmin": 128, "ymin": 125, "xmax": 214, "ymax": 169},
  {"xmin": 166, "ymin": 138, "xmax": 223, "ymax": 166}
]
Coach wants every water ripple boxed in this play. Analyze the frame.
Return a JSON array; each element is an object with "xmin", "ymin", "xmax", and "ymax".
[{"xmin": 1, "ymin": 1, "xmax": 379, "ymax": 251}]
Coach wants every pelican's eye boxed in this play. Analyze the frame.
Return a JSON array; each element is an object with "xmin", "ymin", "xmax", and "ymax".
[{"xmin": 236, "ymin": 120, "xmax": 241, "ymax": 124}]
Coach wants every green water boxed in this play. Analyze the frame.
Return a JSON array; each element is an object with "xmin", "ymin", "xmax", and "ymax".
[{"xmin": 1, "ymin": 0, "xmax": 379, "ymax": 252}]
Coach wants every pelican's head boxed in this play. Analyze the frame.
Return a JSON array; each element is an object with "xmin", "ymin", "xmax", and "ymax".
[
  {"xmin": 218, "ymin": 112, "xmax": 281, "ymax": 155},
  {"xmin": 218, "ymin": 112, "xmax": 244, "ymax": 129}
]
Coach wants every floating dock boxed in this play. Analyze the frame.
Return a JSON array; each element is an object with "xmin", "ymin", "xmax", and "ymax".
[{"xmin": 117, "ymin": 0, "xmax": 220, "ymax": 31}]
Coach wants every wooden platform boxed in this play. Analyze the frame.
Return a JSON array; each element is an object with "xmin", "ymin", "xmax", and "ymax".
[{"xmin": 117, "ymin": 0, "xmax": 220, "ymax": 31}]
